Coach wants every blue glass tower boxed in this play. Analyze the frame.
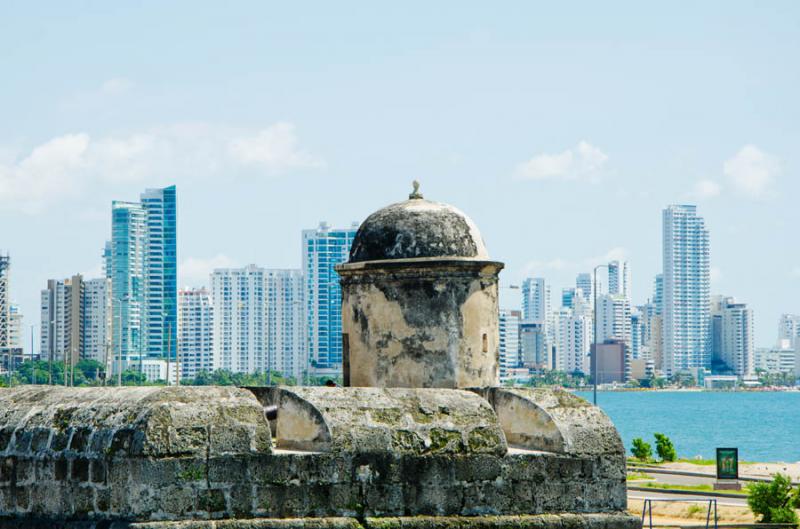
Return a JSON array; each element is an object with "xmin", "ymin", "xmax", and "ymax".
[
  {"xmin": 141, "ymin": 185, "xmax": 177, "ymax": 362},
  {"xmin": 110, "ymin": 201, "xmax": 146, "ymax": 368},
  {"xmin": 302, "ymin": 222, "xmax": 357, "ymax": 375},
  {"xmin": 109, "ymin": 186, "xmax": 176, "ymax": 372}
]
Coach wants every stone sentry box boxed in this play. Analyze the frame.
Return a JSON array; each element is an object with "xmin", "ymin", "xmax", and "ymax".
[{"xmin": 336, "ymin": 187, "xmax": 504, "ymax": 388}]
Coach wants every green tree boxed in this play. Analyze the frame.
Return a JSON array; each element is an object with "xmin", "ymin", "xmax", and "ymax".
[
  {"xmin": 631, "ymin": 438, "xmax": 652, "ymax": 461},
  {"xmin": 654, "ymin": 433, "xmax": 677, "ymax": 462},
  {"xmin": 747, "ymin": 473, "xmax": 800, "ymax": 524},
  {"xmin": 121, "ymin": 370, "xmax": 147, "ymax": 386}
]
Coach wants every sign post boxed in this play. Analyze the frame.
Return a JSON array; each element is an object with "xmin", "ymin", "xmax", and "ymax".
[{"xmin": 714, "ymin": 447, "xmax": 741, "ymax": 490}]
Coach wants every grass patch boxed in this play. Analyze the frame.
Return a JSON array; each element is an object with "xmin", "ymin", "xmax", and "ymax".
[
  {"xmin": 627, "ymin": 472, "xmax": 653, "ymax": 481},
  {"xmin": 686, "ymin": 504, "xmax": 705, "ymax": 517},
  {"xmin": 676, "ymin": 458, "xmax": 715, "ymax": 466}
]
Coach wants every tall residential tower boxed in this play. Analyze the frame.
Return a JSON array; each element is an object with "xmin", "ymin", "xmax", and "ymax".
[
  {"xmin": 302, "ymin": 222, "xmax": 358, "ymax": 376},
  {"xmin": 662, "ymin": 205, "xmax": 710, "ymax": 375}
]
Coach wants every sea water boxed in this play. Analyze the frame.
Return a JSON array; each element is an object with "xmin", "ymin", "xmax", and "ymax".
[{"xmin": 573, "ymin": 390, "xmax": 800, "ymax": 462}]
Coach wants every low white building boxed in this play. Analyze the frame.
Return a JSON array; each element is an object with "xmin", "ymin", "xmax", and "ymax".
[
  {"xmin": 754, "ymin": 341, "xmax": 798, "ymax": 376},
  {"xmin": 137, "ymin": 358, "xmax": 178, "ymax": 385}
]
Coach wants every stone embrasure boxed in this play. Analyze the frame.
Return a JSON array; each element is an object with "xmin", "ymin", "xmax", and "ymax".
[{"xmin": 471, "ymin": 388, "xmax": 624, "ymax": 456}]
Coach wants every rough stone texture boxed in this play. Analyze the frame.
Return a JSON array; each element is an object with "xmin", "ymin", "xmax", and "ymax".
[
  {"xmin": 470, "ymin": 388, "xmax": 625, "ymax": 456},
  {"xmin": 348, "ymin": 199, "xmax": 489, "ymax": 263},
  {"xmin": 337, "ymin": 262, "xmax": 503, "ymax": 389},
  {"xmin": 248, "ymin": 387, "xmax": 507, "ymax": 455},
  {"xmin": 0, "ymin": 386, "xmax": 271, "ymax": 458},
  {"xmin": 0, "ymin": 386, "xmax": 630, "ymax": 524},
  {"xmin": 0, "ymin": 513, "xmax": 640, "ymax": 528}
]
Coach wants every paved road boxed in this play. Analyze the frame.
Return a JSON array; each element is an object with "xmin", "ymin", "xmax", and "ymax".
[{"xmin": 628, "ymin": 490, "xmax": 748, "ymax": 507}]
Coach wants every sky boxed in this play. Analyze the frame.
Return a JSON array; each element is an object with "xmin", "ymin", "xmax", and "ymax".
[{"xmin": 1, "ymin": 1, "xmax": 798, "ymax": 350}]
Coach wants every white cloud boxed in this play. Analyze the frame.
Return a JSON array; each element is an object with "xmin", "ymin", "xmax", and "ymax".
[
  {"xmin": 0, "ymin": 134, "xmax": 90, "ymax": 213},
  {"xmin": 723, "ymin": 145, "xmax": 779, "ymax": 197},
  {"xmin": 228, "ymin": 122, "xmax": 324, "ymax": 171},
  {"xmin": 180, "ymin": 254, "xmax": 237, "ymax": 287},
  {"xmin": 0, "ymin": 122, "xmax": 323, "ymax": 213},
  {"xmin": 691, "ymin": 179, "xmax": 722, "ymax": 199},
  {"xmin": 514, "ymin": 140, "xmax": 608, "ymax": 181},
  {"xmin": 791, "ymin": 266, "xmax": 800, "ymax": 278},
  {"xmin": 711, "ymin": 266, "xmax": 723, "ymax": 283}
]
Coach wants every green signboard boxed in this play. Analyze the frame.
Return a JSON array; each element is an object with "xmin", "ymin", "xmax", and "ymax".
[{"xmin": 716, "ymin": 447, "xmax": 738, "ymax": 480}]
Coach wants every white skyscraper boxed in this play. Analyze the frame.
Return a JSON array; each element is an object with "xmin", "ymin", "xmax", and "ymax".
[
  {"xmin": 596, "ymin": 294, "xmax": 632, "ymax": 348},
  {"xmin": 265, "ymin": 269, "xmax": 305, "ymax": 380},
  {"xmin": 212, "ymin": 265, "xmax": 267, "ymax": 374},
  {"xmin": 83, "ymin": 278, "xmax": 111, "ymax": 367},
  {"xmin": 211, "ymin": 266, "xmax": 305, "ymax": 378},
  {"xmin": 522, "ymin": 278, "xmax": 550, "ymax": 322},
  {"xmin": 178, "ymin": 288, "xmax": 214, "ymax": 380},
  {"xmin": 498, "ymin": 309, "xmax": 521, "ymax": 379},
  {"xmin": 554, "ymin": 299, "xmax": 592, "ymax": 374},
  {"xmin": 778, "ymin": 314, "xmax": 800, "ymax": 348},
  {"xmin": 711, "ymin": 296, "xmax": 754, "ymax": 376},
  {"xmin": 662, "ymin": 204, "xmax": 710, "ymax": 375}
]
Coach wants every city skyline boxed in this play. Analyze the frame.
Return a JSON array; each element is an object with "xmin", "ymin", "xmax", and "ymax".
[{"xmin": 1, "ymin": 2, "xmax": 799, "ymax": 350}]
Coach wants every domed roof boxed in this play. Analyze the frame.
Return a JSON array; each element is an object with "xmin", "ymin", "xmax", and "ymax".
[{"xmin": 349, "ymin": 182, "xmax": 489, "ymax": 263}]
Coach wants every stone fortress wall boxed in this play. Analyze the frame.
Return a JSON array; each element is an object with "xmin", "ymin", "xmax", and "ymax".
[
  {"xmin": 0, "ymin": 186, "xmax": 639, "ymax": 529},
  {"xmin": 0, "ymin": 384, "xmax": 633, "ymax": 528}
]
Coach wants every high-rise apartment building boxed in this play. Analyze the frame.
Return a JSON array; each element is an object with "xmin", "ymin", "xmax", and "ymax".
[
  {"xmin": 265, "ymin": 270, "xmax": 305, "ymax": 380},
  {"xmin": 778, "ymin": 314, "xmax": 800, "ymax": 348},
  {"xmin": 662, "ymin": 205, "xmax": 710, "ymax": 375},
  {"xmin": 141, "ymin": 186, "xmax": 177, "ymax": 362},
  {"xmin": 108, "ymin": 186, "xmax": 177, "ymax": 372},
  {"xmin": 41, "ymin": 276, "xmax": 84, "ymax": 369},
  {"xmin": 630, "ymin": 308, "xmax": 643, "ymax": 360},
  {"xmin": 653, "ymin": 274, "xmax": 664, "ymax": 315},
  {"xmin": 522, "ymin": 278, "xmax": 550, "ymax": 322},
  {"xmin": 40, "ymin": 275, "xmax": 111, "ymax": 371},
  {"xmin": 0, "ymin": 254, "xmax": 9, "ymax": 348},
  {"xmin": 109, "ymin": 201, "xmax": 146, "ymax": 367},
  {"xmin": 178, "ymin": 288, "xmax": 214, "ymax": 380},
  {"xmin": 82, "ymin": 278, "xmax": 111, "ymax": 365},
  {"xmin": 710, "ymin": 296, "xmax": 754, "ymax": 376},
  {"xmin": 608, "ymin": 260, "xmax": 631, "ymax": 301},
  {"xmin": 561, "ymin": 288, "xmax": 576, "ymax": 309},
  {"xmin": 302, "ymin": 222, "xmax": 358, "ymax": 375},
  {"xmin": 499, "ymin": 309, "xmax": 521, "ymax": 379},
  {"xmin": 520, "ymin": 321, "xmax": 549, "ymax": 370},
  {"xmin": 554, "ymin": 300, "xmax": 592, "ymax": 374},
  {"xmin": 8, "ymin": 304, "xmax": 23, "ymax": 349},
  {"xmin": 212, "ymin": 265, "xmax": 267, "ymax": 374},
  {"xmin": 596, "ymin": 294, "xmax": 631, "ymax": 348},
  {"xmin": 575, "ymin": 273, "xmax": 594, "ymax": 303}
]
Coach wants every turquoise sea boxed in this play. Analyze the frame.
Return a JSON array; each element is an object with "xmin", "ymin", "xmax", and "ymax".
[{"xmin": 573, "ymin": 391, "xmax": 800, "ymax": 463}]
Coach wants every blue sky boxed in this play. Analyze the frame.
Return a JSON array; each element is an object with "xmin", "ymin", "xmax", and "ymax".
[{"xmin": 1, "ymin": 1, "xmax": 798, "ymax": 348}]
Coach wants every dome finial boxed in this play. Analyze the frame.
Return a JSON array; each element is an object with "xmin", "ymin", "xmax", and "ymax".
[{"xmin": 409, "ymin": 180, "xmax": 423, "ymax": 200}]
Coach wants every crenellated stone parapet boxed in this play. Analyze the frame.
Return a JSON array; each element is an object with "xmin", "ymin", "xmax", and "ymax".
[{"xmin": 0, "ymin": 385, "xmax": 633, "ymax": 526}]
